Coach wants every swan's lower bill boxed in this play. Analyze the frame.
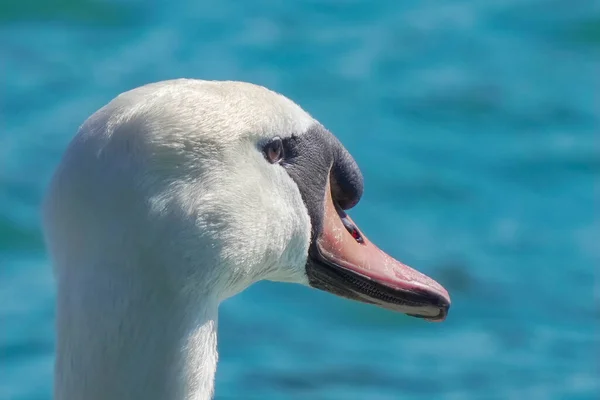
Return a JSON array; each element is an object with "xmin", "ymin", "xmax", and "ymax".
[{"xmin": 306, "ymin": 179, "xmax": 451, "ymax": 321}]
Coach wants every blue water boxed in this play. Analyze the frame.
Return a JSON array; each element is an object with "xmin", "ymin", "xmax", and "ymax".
[{"xmin": 1, "ymin": 0, "xmax": 598, "ymax": 399}]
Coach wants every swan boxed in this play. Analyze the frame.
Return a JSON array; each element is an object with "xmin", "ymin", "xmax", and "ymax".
[{"xmin": 42, "ymin": 79, "xmax": 451, "ymax": 400}]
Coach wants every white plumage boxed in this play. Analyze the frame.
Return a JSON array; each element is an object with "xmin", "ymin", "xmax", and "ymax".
[{"xmin": 43, "ymin": 79, "xmax": 317, "ymax": 400}]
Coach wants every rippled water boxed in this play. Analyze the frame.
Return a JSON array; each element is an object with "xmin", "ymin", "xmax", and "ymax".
[{"xmin": 1, "ymin": 0, "xmax": 598, "ymax": 399}]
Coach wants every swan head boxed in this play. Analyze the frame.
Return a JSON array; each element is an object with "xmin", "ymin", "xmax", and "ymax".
[{"xmin": 44, "ymin": 79, "xmax": 450, "ymax": 321}]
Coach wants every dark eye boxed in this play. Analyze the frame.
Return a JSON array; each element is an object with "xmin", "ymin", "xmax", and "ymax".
[{"xmin": 263, "ymin": 137, "xmax": 284, "ymax": 164}]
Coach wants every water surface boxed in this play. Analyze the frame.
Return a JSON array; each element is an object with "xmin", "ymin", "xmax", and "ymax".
[{"xmin": 1, "ymin": 0, "xmax": 598, "ymax": 399}]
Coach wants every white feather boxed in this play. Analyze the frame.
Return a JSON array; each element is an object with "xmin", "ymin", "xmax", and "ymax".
[{"xmin": 43, "ymin": 79, "xmax": 317, "ymax": 400}]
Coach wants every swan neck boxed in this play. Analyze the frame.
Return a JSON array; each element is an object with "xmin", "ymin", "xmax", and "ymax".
[{"xmin": 54, "ymin": 270, "xmax": 219, "ymax": 400}]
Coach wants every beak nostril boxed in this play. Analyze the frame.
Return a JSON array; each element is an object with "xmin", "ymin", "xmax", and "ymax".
[
  {"xmin": 341, "ymin": 216, "xmax": 364, "ymax": 244},
  {"xmin": 333, "ymin": 201, "xmax": 364, "ymax": 244}
]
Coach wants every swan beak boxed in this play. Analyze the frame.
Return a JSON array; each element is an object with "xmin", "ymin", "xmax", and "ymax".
[{"xmin": 307, "ymin": 180, "xmax": 451, "ymax": 322}]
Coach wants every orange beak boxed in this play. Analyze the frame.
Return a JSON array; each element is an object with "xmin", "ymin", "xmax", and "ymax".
[{"xmin": 308, "ymin": 179, "xmax": 451, "ymax": 321}]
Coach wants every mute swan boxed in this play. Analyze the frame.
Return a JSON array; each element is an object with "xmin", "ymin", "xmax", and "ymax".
[{"xmin": 42, "ymin": 79, "xmax": 451, "ymax": 400}]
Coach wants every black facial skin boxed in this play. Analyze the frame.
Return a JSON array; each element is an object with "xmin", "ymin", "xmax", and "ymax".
[
  {"xmin": 278, "ymin": 125, "xmax": 384, "ymax": 305},
  {"xmin": 280, "ymin": 124, "xmax": 363, "ymax": 240},
  {"xmin": 270, "ymin": 124, "xmax": 449, "ymax": 320}
]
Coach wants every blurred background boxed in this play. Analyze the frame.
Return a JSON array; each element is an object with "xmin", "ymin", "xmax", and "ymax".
[{"xmin": 1, "ymin": 0, "xmax": 598, "ymax": 399}]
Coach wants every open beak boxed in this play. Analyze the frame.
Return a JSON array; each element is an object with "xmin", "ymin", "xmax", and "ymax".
[{"xmin": 307, "ymin": 179, "xmax": 451, "ymax": 322}]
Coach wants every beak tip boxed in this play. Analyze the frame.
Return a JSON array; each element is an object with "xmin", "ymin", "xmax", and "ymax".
[
  {"xmin": 437, "ymin": 302, "xmax": 450, "ymax": 321},
  {"xmin": 432, "ymin": 290, "xmax": 451, "ymax": 321},
  {"xmin": 431, "ymin": 298, "xmax": 451, "ymax": 322},
  {"xmin": 407, "ymin": 301, "xmax": 449, "ymax": 322}
]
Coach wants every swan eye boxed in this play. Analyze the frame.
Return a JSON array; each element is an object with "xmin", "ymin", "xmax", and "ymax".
[
  {"xmin": 341, "ymin": 215, "xmax": 364, "ymax": 244},
  {"xmin": 264, "ymin": 137, "xmax": 284, "ymax": 164}
]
